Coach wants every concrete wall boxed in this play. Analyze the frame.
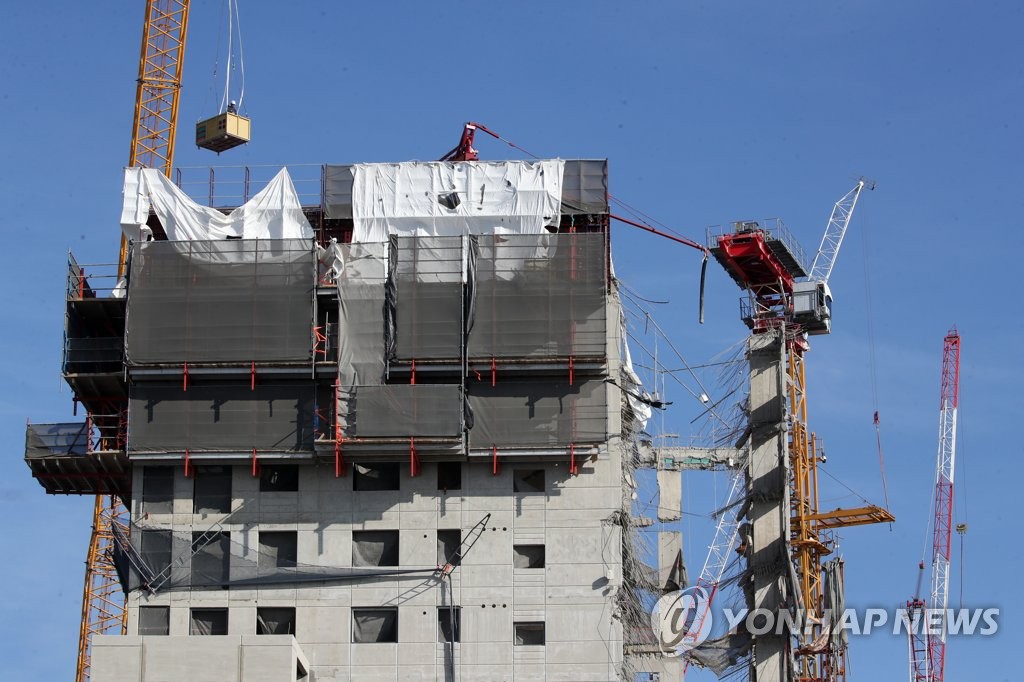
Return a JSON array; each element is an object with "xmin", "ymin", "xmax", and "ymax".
[
  {"xmin": 123, "ymin": 455, "xmax": 625, "ymax": 682},
  {"xmin": 91, "ymin": 635, "xmax": 308, "ymax": 682}
]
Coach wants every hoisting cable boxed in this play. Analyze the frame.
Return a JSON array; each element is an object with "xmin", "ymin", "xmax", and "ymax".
[
  {"xmin": 220, "ymin": 0, "xmax": 233, "ymax": 113},
  {"xmin": 610, "ymin": 213, "xmax": 709, "ymax": 324},
  {"xmin": 454, "ymin": 122, "xmax": 711, "ymax": 322},
  {"xmin": 219, "ymin": 0, "xmax": 247, "ymax": 113},
  {"xmin": 232, "ymin": 0, "xmax": 246, "ymax": 110},
  {"xmin": 955, "ymin": 385, "xmax": 969, "ymax": 610},
  {"xmin": 860, "ymin": 213, "xmax": 891, "ymax": 518}
]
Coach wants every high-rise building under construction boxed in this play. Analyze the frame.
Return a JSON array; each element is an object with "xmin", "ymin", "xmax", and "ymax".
[{"xmin": 25, "ymin": 159, "xmax": 685, "ymax": 681}]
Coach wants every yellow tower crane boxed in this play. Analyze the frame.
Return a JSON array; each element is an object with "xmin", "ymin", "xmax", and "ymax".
[{"xmin": 80, "ymin": 2, "xmax": 189, "ymax": 681}]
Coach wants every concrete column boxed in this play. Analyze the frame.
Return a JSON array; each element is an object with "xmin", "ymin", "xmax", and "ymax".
[{"xmin": 746, "ymin": 332, "xmax": 789, "ymax": 682}]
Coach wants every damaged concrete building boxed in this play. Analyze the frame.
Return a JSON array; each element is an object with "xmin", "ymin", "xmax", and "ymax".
[{"xmin": 26, "ymin": 159, "xmax": 686, "ymax": 681}]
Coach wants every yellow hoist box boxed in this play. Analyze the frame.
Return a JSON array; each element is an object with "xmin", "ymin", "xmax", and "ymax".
[{"xmin": 195, "ymin": 112, "xmax": 251, "ymax": 153}]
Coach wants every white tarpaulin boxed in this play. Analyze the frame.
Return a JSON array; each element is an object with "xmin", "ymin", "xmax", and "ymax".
[
  {"xmin": 120, "ymin": 167, "xmax": 314, "ymax": 242},
  {"xmin": 350, "ymin": 159, "xmax": 565, "ymax": 242}
]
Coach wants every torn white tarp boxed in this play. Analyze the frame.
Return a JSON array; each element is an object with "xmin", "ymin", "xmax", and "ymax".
[
  {"xmin": 120, "ymin": 167, "xmax": 314, "ymax": 242},
  {"xmin": 350, "ymin": 160, "xmax": 565, "ymax": 242}
]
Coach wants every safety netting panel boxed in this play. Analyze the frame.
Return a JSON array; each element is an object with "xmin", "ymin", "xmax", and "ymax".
[
  {"xmin": 468, "ymin": 233, "xmax": 606, "ymax": 360},
  {"xmin": 467, "ymin": 379, "xmax": 607, "ymax": 448},
  {"xmin": 25, "ymin": 422, "xmax": 89, "ymax": 457},
  {"xmin": 339, "ymin": 385, "xmax": 464, "ymax": 439},
  {"xmin": 125, "ymin": 239, "xmax": 315, "ymax": 364},
  {"xmin": 115, "ymin": 521, "xmax": 438, "ymax": 593},
  {"xmin": 128, "ymin": 382, "xmax": 317, "ymax": 453},
  {"xmin": 337, "ymin": 242, "xmax": 388, "ymax": 386},
  {"xmin": 389, "ymin": 236, "xmax": 464, "ymax": 361}
]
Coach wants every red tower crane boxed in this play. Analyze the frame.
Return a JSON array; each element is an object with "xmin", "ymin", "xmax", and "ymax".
[{"xmin": 906, "ymin": 328, "xmax": 961, "ymax": 682}]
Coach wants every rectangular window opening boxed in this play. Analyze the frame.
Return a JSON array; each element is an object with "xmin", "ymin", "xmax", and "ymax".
[
  {"xmin": 190, "ymin": 608, "xmax": 228, "ymax": 635},
  {"xmin": 513, "ymin": 544, "xmax": 545, "ymax": 569},
  {"xmin": 514, "ymin": 621, "xmax": 545, "ymax": 646},
  {"xmin": 437, "ymin": 529, "xmax": 462, "ymax": 567},
  {"xmin": 513, "ymin": 469, "xmax": 545, "ymax": 493},
  {"xmin": 141, "ymin": 466, "xmax": 173, "ymax": 515},
  {"xmin": 260, "ymin": 465, "xmax": 299, "ymax": 492},
  {"xmin": 193, "ymin": 465, "xmax": 232, "ymax": 514},
  {"xmin": 352, "ymin": 608, "xmax": 398, "ymax": 643},
  {"xmin": 259, "ymin": 530, "xmax": 298, "ymax": 570},
  {"xmin": 437, "ymin": 461, "xmax": 462, "ymax": 491},
  {"xmin": 138, "ymin": 605, "xmax": 169, "ymax": 636},
  {"xmin": 256, "ymin": 607, "xmax": 296, "ymax": 635},
  {"xmin": 353, "ymin": 463, "xmax": 400, "ymax": 491},
  {"xmin": 352, "ymin": 530, "xmax": 399, "ymax": 567},
  {"xmin": 191, "ymin": 531, "xmax": 231, "ymax": 587},
  {"xmin": 139, "ymin": 529, "xmax": 172, "ymax": 578},
  {"xmin": 438, "ymin": 606, "xmax": 461, "ymax": 643}
]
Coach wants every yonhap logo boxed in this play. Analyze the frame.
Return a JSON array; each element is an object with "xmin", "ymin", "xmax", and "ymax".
[{"xmin": 650, "ymin": 586, "xmax": 715, "ymax": 656}]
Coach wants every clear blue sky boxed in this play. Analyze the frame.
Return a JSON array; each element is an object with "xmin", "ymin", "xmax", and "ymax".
[{"xmin": 1, "ymin": 1, "xmax": 1019, "ymax": 679}]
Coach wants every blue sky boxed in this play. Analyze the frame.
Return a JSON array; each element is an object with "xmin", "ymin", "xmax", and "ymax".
[{"xmin": 1, "ymin": 1, "xmax": 1020, "ymax": 679}]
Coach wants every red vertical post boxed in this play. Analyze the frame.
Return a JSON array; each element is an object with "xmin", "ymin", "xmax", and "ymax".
[
  {"xmin": 85, "ymin": 413, "xmax": 93, "ymax": 454},
  {"xmin": 251, "ymin": 362, "xmax": 256, "ymax": 391},
  {"xmin": 251, "ymin": 448, "xmax": 260, "ymax": 477},
  {"xmin": 492, "ymin": 445, "xmax": 500, "ymax": 475},
  {"xmin": 184, "ymin": 448, "xmax": 192, "ymax": 478},
  {"xmin": 182, "ymin": 362, "xmax": 189, "ymax": 391}
]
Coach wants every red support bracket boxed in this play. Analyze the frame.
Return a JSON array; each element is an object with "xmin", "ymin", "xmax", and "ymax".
[
  {"xmin": 492, "ymin": 445, "xmax": 500, "ymax": 476},
  {"xmin": 251, "ymin": 361, "xmax": 256, "ymax": 391},
  {"xmin": 251, "ymin": 448, "xmax": 260, "ymax": 477},
  {"xmin": 184, "ymin": 448, "xmax": 193, "ymax": 478},
  {"xmin": 569, "ymin": 356, "xmax": 575, "ymax": 386},
  {"xmin": 569, "ymin": 443, "xmax": 578, "ymax": 476},
  {"xmin": 410, "ymin": 438, "xmax": 420, "ymax": 477},
  {"xmin": 491, "ymin": 357, "xmax": 497, "ymax": 387},
  {"xmin": 334, "ymin": 438, "xmax": 347, "ymax": 478},
  {"xmin": 411, "ymin": 359, "xmax": 416, "ymax": 385},
  {"xmin": 183, "ymin": 362, "xmax": 189, "ymax": 392}
]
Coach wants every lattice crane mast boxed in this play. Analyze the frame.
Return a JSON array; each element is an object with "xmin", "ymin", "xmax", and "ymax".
[
  {"xmin": 708, "ymin": 180, "xmax": 893, "ymax": 682},
  {"xmin": 77, "ymin": 3, "xmax": 190, "ymax": 681},
  {"xmin": 906, "ymin": 328, "xmax": 961, "ymax": 682}
]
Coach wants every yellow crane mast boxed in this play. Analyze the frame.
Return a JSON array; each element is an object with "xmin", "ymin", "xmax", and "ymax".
[
  {"xmin": 710, "ymin": 180, "xmax": 893, "ymax": 681},
  {"xmin": 118, "ymin": 0, "xmax": 191, "ymax": 273},
  {"xmin": 80, "ymin": 2, "xmax": 189, "ymax": 680}
]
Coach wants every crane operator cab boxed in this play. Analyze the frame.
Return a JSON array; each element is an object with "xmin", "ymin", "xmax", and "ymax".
[
  {"xmin": 196, "ymin": 105, "xmax": 251, "ymax": 153},
  {"xmin": 792, "ymin": 279, "xmax": 832, "ymax": 335}
]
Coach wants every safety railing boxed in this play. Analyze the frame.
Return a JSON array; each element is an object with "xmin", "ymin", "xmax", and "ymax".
[
  {"xmin": 172, "ymin": 164, "xmax": 325, "ymax": 208},
  {"xmin": 86, "ymin": 410, "xmax": 128, "ymax": 453},
  {"xmin": 706, "ymin": 217, "xmax": 809, "ymax": 274},
  {"xmin": 63, "ymin": 337, "xmax": 124, "ymax": 374},
  {"xmin": 67, "ymin": 252, "xmax": 123, "ymax": 300}
]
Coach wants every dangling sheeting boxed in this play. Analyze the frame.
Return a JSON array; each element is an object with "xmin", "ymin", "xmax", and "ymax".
[
  {"xmin": 349, "ymin": 160, "xmax": 565, "ymax": 242},
  {"xmin": 121, "ymin": 167, "xmax": 314, "ymax": 241}
]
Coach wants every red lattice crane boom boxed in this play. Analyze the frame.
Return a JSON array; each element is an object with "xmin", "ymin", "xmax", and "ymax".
[{"xmin": 906, "ymin": 328, "xmax": 961, "ymax": 682}]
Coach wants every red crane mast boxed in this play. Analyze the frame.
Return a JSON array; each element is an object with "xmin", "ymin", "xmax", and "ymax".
[{"xmin": 907, "ymin": 328, "xmax": 961, "ymax": 682}]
